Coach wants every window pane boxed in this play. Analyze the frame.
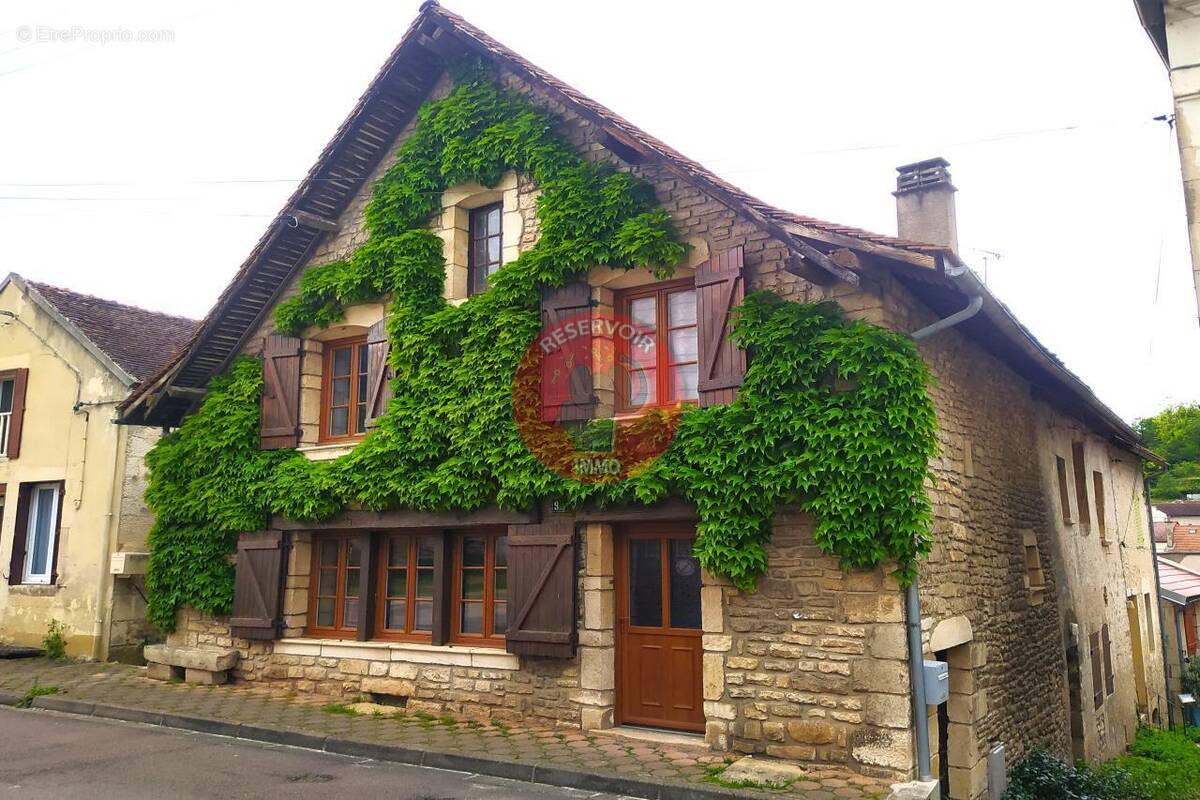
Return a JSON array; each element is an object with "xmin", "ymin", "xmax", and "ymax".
[
  {"xmin": 356, "ymin": 403, "xmax": 367, "ymax": 434},
  {"xmin": 0, "ymin": 379, "xmax": 11, "ymax": 413},
  {"xmin": 668, "ymin": 290, "xmax": 697, "ymax": 327},
  {"xmin": 345, "ymin": 569, "xmax": 360, "ymax": 598},
  {"xmin": 358, "ymin": 344, "xmax": 368, "ymax": 373},
  {"xmin": 332, "ymin": 376, "xmax": 350, "ymax": 407},
  {"xmin": 461, "ymin": 536, "xmax": 485, "ymax": 567},
  {"xmin": 630, "ymin": 296, "xmax": 656, "ymax": 329},
  {"xmin": 386, "ymin": 571, "xmax": 407, "ymax": 598},
  {"xmin": 385, "ymin": 599, "xmax": 407, "ymax": 630},
  {"xmin": 320, "ymin": 539, "xmax": 339, "ymax": 567},
  {"xmin": 668, "ymin": 538, "xmax": 702, "ymax": 629},
  {"xmin": 461, "ymin": 602, "xmax": 483, "ymax": 634},
  {"xmin": 415, "ymin": 600, "xmax": 433, "ymax": 631},
  {"xmin": 628, "ymin": 368, "xmax": 656, "ymax": 407},
  {"xmin": 487, "ymin": 236, "xmax": 500, "ymax": 266},
  {"xmin": 347, "ymin": 541, "xmax": 363, "ymax": 568},
  {"xmin": 388, "ymin": 537, "xmax": 408, "ymax": 568},
  {"xmin": 318, "ymin": 568, "xmax": 337, "ymax": 596},
  {"xmin": 330, "ymin": 406, "xmax": 349, "ymax": 437},
  {"xmin": 316, "ymin": 598, "xmax": 335, "ymax": 627},
  {"xmin": 669, "ymin": 328, "xmax": 697, "ymax": 364},
  {"xmin": 487, "ymin": 205, "xmax": 500, "ymax": 233},
  {"xmin": 628, "ymin": 539, "xmax": 662, "ymax": 627},
  {"xmin": 342, "ymin": 598, "xmax": 358, "ymax": 629},
  {"xmin": 28, "ymin": 488, "xmax": 55, "ymax": 577},
  {"xmin": 417, "ymin": 536, "xmax": 436, "ymax": 567},
  {"xmin": 416, "ymin": 570, "xmax": 434, "ymax": 598},
  {"xmin": 462, "ymin": 570, "xmax": 484, "ymax": 600},
  {"xmin": 493, "ymin": 602, "xmax": 507, "ymax": 635},
  {"xmin": 494, "ymin": 569, "xmax": 507, "ymax": 601},
  {"xmin": 673, "ymin": 363, "xmax": 699, "ymax": 401},
  {"xmin": 494, "ymin": 537, "xmax": 507, "ymax": 567},
  {"xmin": 332, "ymin": 347, "xmax": 351, "ymax": 377}
]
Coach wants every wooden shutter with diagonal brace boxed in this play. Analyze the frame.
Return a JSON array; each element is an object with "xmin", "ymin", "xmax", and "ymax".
[
  {"xmin": 505, "ymin": 519, "xmax": 577, "ymax": 658},
  {"xmin": 540, "ymin": 282, "xmax": 595, "ymax": 423},
  {"xmin": 695, "ymin": 246, "xmax": 747, "ymax": 407},
  {"xmin": 260, "ymin": 335, "xmax": 302, "ymax": 449},
  {"xmin": 364, "ymin": 318, "xmax": 392, "ymax": 428},
  {"xmin": 230, "ymin": 530, "xmax": 287, "ymax": 641}
]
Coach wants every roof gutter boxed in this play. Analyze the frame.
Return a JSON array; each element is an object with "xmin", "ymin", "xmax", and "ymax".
[{"xmin": 911, "ymin": 254, "xmax": 984, "ymax": 342}]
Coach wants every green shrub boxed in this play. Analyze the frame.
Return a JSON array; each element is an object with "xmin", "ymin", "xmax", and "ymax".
[
  {"xmin": 1004, "ymin": 749, "xmax": 1150, "ymax": 800},
  {"xmin": 41, "ymin": 619, "xmax": 67, "ymax": 661},
  {"xmin": 1105, "ymin": 727, "xmax": 1200, "ymax": 800}
]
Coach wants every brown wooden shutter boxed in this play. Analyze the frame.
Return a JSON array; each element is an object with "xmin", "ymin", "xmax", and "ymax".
[
  {"xmin": 540, "ymin": 281, "xmax": 594, "ymax": 423},
  {"xmin": 695, "ymin": 246, "xmax": 747, "ymax": 407},
  {"xmin": 230, "ymin": 530, "xmax": 287, "ymax": 640},
  {"xmin": 260, "ymin": 335, "xmax": 302, "ymax": 449},
  {"xmin": 6, "ymin": 484, "xmax": 32, "ymax": 586},
  {"xmin": 1102, "ymin": 623, "xmax": 1115, "ymax": 696},
  {"xmin": 364, "ymin": 318, "xmax": 392, "ymax": 429},
  {"xmin": 5, "ymin": 368, "xmax": 28, "ymax": 459},
  {"xmin": 1089, "ymin": 631, "xmax": 1103, "ymax": 709},
  {"xmin": 505, "ymin": 519, "xmax": 577, "ymax": 658}
]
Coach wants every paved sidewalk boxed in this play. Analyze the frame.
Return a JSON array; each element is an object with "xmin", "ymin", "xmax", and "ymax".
[{"xmin": 0, "ymin": 659, "xmax": 892, "ymax": 799}]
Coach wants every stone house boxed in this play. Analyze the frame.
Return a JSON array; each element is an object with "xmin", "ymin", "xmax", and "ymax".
[
  {"xmin": 119, "ymin": 4, "xmax": 1168, "ymax": 798},
  {"xmin": 0, "ymin": 274, "xmax": 196, "ymax": 660},
  {"xmin": 1158, "ymin": 556, "xmax": 1200, "ymax": 723}
]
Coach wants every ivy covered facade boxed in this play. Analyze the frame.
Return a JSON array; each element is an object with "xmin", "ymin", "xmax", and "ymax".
[{"xmin": 119, "ymin": 4, "xmax": 1167, "ymax": 795}]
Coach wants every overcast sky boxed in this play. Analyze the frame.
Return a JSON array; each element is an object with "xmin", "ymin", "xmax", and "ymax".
[{"xmin": 2, "ymin": 1, "xmax": 1197, "ymax": 423}]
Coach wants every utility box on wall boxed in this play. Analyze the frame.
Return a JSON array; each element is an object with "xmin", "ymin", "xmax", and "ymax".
[
  {"xmin": 110, "ymin": 551, "xmax": 150, "ymax": 576},
  {"xmin": 923, "ymin": 659, "xmax": 950, "ymax": 705}
]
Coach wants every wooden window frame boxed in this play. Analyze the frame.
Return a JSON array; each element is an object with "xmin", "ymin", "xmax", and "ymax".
[
  {"xmin": 319, "ymin": 335, "xmax": 370, "ymax": 444},
  {"xmin": 614, "ymin": 278, "xmax": 699, "ymax": 414},
  {"xmin": 1071, "ymin": 442, "xmax": 1091, "ymax": 529},
  {"xmin": 306, "ymin": 533, "xmax": 366, "ymax": 639},
  {"xmin": 450, "ymin": 531, "xmax": 507, "ymax": 648},
  {"xmin": 373, "ymin": 532, "xmax": 436, "ymax": 643},
  {"xmin": 467, "ymin": 202, "xmax": 503, "ymax": 296},
  {"xmin": 0, "ymin": 374, "xmax": 14, "ymax": 458},
  {"xmin": 1055, "ymin": 456, "xmax": 1073, "ymax": 525},
  {"xmin": 1089, "ymin": 630, "xmax": 1104, "ymax": 709},
  {"xmin": 19, "ymin": 482, "xmax": 64, "ymax": 585},
  {"xmin": 1093, "ymin": 471, "xmax": 1108, "ymax": 543}
]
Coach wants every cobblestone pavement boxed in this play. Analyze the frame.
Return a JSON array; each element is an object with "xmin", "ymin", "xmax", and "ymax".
[{"xmin": 0, "ymin": 659, "xmax": 892, "ymax": 799}]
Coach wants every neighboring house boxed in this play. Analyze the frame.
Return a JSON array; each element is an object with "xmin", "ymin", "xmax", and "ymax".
[
  {"xmin": 118, "ymin": 5, "xmax": 1167, "ymax": 798},
  {"xmin": 1136, "ymin": 0, "xmax": 1200, "ymax": 321},
  {"xmin": 1155, "ymin": 499, "xmax": 1200, "ymax": 526},
  {"xmin": 1158, "ymin": 557, "xmax": 1200, "ymax": 720},
  {"xmin": 0, "ymin": 274, "xmax": 197, "ymax": 660},
  {"xmin": 1155, "ymin": 502, "xmax": 1200, "ymax": 570}
]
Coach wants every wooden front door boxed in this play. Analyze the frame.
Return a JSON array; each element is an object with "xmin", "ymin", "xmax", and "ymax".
[{"xmin": 615, "ymin": 525, "xmax": 704, "ymax": 732}]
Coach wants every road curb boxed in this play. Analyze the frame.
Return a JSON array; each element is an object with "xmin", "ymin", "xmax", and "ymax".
[{"xmin": 15, "ymin": 699, "xmax": 750, "ymax": 800}]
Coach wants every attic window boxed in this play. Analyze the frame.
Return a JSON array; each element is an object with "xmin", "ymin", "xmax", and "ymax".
[{"xmin": 468, "ymin": 203, "xmax": 502, "ymax": 296}]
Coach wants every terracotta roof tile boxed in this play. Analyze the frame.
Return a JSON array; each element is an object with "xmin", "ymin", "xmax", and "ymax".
[{"xmin": 29, "ymin": 281, "xmax": 199, "ymax": 383}]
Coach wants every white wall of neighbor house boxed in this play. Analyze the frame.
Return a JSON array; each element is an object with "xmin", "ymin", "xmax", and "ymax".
[{"xmin": 0, "ymin": 280, "xmax": 158, "ymax": 659}]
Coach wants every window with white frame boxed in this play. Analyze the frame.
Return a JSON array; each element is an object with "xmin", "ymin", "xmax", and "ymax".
[
  {"xmin": 0, "ymin": 377, "xmax": 13, "ymax": 457},
  {"xmin": 22, "ymin": 483, "xmax": 61, "ymax": 584}
]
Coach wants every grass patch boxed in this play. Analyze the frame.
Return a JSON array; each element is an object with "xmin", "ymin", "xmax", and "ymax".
[
  {"xmin": 702, "ymin": 764, "xmax": 794, "ymax": 792},
  {"xmin": 321, "ymin": 703, "xmax": 357, "ymax": 715},
  {"xmin": 16, "ymin": 681, "xmax": 60, "ymax": 709}
]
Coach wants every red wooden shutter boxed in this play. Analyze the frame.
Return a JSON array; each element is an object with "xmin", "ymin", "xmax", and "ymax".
[
  {"xmin": 505, "ymin": 519, "xmax": 577, "ymax": 658},
  {"xmin": 5, "ymin": 368, "xmax": 28, "ymax": 459},
  {"xmin": 364, "ymin": 318, "xmax": 391, "ymax": 428},
  {"xmin": 260, "ymin": 335, "xmax": 302, "ymax": 449},
  {"xmin": 230, "ymin": 530, "xmax": 287, "ymax": 641},
  {"xmin": 6, "ymin": 484, "xmax": 32, "ymax": 585},
  {"xmin": 1102, "ymin": 623, "xmax": 1115, "ymax": 696},
  {"xmin": 695, "ymin": 246, "xmax": 747, "ymax": 407},
  {"xmin": 540, "ymin": 282, "xmax": 595, "ymax": 423},
  {"xmin": 1186, "ymin": 604, "xmax": 1198, "ymax": 655},
  {"xmin": 1089, "ymin": 631, "xmax": 1103, "ymax": 709}
]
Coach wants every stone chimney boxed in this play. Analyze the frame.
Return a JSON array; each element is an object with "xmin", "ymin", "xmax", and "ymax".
[{"xmin": 894, "ymin": 157, "xmax": 958, "ymax": 252}]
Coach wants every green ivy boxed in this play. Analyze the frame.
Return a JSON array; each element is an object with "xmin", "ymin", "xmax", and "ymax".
[{"xmin": 143, "ymin": 63, "xmax": 937, "ymax": 631}]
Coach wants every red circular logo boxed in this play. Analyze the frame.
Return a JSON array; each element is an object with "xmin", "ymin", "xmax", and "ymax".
[{"xmin": 513, "ymin": 309, "xmax": 685, "ymax": 483}]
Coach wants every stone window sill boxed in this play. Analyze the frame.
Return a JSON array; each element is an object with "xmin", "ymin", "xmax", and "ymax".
[
  {"xmin": 7, "ymin": 584, "xmax": 60, "ymax": 596},
  {"xmin": 297, "ymin": 442, "xmax": 359, "ymax": 462},
  {"xmin": 274, "ymin": 637, "xmax": 520, "ymax": 670}
]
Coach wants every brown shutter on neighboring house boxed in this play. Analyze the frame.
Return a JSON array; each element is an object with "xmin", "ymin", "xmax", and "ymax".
[
  {"xmin": 364, "ymin": 318, "xmax": 392, "ymax": 428},
  {"xmin": 260, "ymin": 335, "xmax": 302, "ymax": 450},
  {"xmin": 230, "ymin": 530, "xmax": 287, "ymax": 640},
  {"xmin": 1089, "ymin": 631, "xmax": 1104, "ymax": 709},
  {"xmin": 505, "ymin": 519, "xmax": 577, "ymax": 658},
  {"xmin": 6, "ymin": 484, "xmax": 32, "ymax": 586},
  {"xmin": 540, "ymin": 281, "xmax": 594, "ymax": 423},
  {"xmin": 695, "ymin": 246, "xmax": 747, "ymax": 407},
  {"xmin": 6, "ymin": 368, "xmax": 28, "ymax": 459},
  {"xmin": 1102, "ymin": 623, "xmax": 1115, "ymax": 696}
]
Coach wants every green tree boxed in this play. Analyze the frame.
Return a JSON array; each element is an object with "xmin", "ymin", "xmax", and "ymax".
[{"xmin": 1136, "ymin": 403, "xmax": 1200, "ymax": 500}]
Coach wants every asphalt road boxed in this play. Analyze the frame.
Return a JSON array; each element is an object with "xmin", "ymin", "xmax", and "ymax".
[{"xmin": 0, "ymin": 707, "xmax": 626, "ymax": 799}]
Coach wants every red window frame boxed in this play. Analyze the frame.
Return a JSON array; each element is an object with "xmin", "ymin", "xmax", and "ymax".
[
  {"xmin": 307, "ymin": 534, "xmax": 364, "ymax": 638},
  {"xmin": 319, "ymin": 336, "xmax": 370, "ymax": 443},
  {"xmin": 450, "ymin": 531, "xmax": 508, "ymax": 647},
  {"xmin": 373, "ymin": 533, "xmax": 437, "ymax": 642},
  {"xmin": 614, "ymin": 279, "xmax": 699, "ymax": 413}
]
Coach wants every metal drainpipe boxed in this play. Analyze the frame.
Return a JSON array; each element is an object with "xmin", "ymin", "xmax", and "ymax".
[{"xmin": 905, "ymin": 254, "xmax": 985, "ymax": 787}]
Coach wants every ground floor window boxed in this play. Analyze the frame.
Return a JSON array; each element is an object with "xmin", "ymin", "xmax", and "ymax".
[{"xmin": 307, "ymin": 529, "xmax": 507, "ymax": 647}]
